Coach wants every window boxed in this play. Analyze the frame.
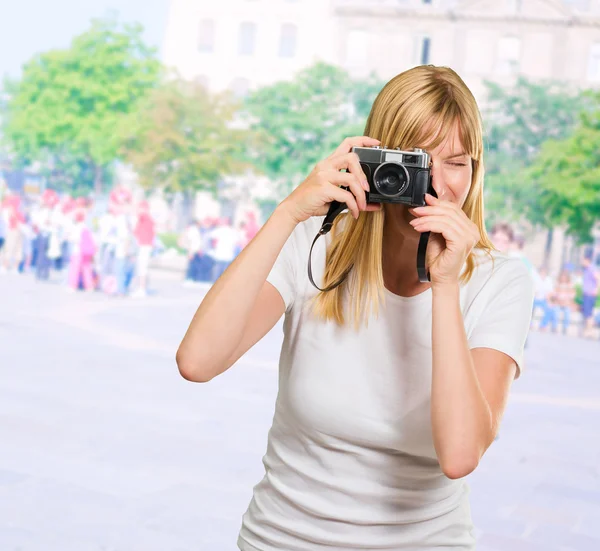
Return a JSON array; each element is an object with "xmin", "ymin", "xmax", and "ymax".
[
  {"xmin": 421, "ymin": 37, "xmax": 431, "ymax": 65},
  {"xmin": 198, "ymin": 19, "xmax": 215, "ymax": 53},
  {"xmin": 588, "ymin": 43, "xmax": 600, "ymax": 81},
  {"xmin": 279, "ymin": 24, "xmax": 297, "ymax": 58},
  {"xmin": 505, "ymin": 0, "xmax": 522, "ymax": 12},
  {"xmin": 496, "ymin": 36, "xmax": 521, "ymax": 75},
  {"xmin": 564, "ymin": 0, "xmax": 591, "ymax": 10},
  {"xmin": 346, "ymin": 29, "xmax": 368, "ymax": 68},
  {"xmin": 414, "ymin": 35, "xmax": 431, "ymax": 65},
  {"xmin": 238, "ymin": 22, "xmax": 257, "ymax": 56}
]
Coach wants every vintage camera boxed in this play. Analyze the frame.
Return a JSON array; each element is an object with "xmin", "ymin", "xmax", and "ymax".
[{"xmin": 352, "ymin": 146, "xmax": 432, "ymax": 207}]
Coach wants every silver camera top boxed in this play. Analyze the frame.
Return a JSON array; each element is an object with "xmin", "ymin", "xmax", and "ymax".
[{"xmin": 353, "ymin": 145, "xmax": 430, "ymax": 169}]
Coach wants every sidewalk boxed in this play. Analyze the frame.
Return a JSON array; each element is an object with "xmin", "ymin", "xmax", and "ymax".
[{"xmin": 0, "ymin": 273, "xmax": 598, "ymax": 551}]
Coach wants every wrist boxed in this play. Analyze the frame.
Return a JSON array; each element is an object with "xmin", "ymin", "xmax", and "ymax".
[
  {"xmin": 431, "ymin": 281, "xmax": 460, "ymax": 298},
  {"xmin": 273, "ymin": 201, "xmax": 301, "ymax": 229}
]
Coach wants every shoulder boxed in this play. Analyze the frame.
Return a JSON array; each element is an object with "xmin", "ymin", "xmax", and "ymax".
[
  {"xmin": 467, "ymin": 249, "xmax": 535, "ymax": 298},
  {"xmin": 283, "ymin": 216, "xmax": 326, "ymax": 253}
]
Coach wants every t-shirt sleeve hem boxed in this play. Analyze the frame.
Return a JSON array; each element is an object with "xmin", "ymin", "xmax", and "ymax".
[
  {"xmin": 266, "ymin": 273, "xmax": 294, "ymax": 312},
  {"xmin": 468, "ymin": 337, "xmax": 524, "ymax": 379}
]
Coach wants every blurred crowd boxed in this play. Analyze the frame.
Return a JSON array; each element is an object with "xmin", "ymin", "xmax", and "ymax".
[
  {"xmin": 178, "ymin": 211, "xmax": 259, "ymax": 287},
  {"xmin": 0, "ymin": 187, "xmax": 157, "ymax": 297},
  {"xmin": 1, "ymin": 190, "xmax": 597, "ymax": 339},
  {"xmin": 490, "ymin": 223, "xmax": 600, "ymax": 340},
  {"xmin": 0, "ymin": 186, "xmax": 261, "ymax": 298}
]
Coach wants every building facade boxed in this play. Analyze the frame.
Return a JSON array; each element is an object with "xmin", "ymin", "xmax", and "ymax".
[
  {"xmin": 162, "ymin": 0, "xmax": 600, "ymax": 270},
  {"xmin": 163, "ymin": 0, "xmax": 600, "ymax": 102}
]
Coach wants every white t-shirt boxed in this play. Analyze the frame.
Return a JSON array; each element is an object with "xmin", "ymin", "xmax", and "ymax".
[
  {"xmin": 533, "ymin": 274, "xmax": 554, "ymax": 301},
  {"xmin": 209, "ymin": 225, "xmax": 240, "ymax": 262},
  {"xmin": 184, "ymin": 225, "xmax": 203, "ymax": 255},
  {"xmin": 238, "ymin": 216, "xmax": 534, "ymax": 551}
]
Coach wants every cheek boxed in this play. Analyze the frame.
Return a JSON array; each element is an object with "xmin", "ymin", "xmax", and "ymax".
[{"xmin": 449, "ymin": 169, "xmax": 472, "ymax": 205}]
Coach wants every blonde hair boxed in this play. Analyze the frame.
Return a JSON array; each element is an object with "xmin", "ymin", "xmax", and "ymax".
[{"xmin": 312, "ymin": 65, "xmax": 494, "ymax": 329}]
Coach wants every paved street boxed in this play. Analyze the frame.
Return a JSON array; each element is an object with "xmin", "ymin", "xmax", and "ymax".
[{"xmin": 1, "ymin": 270, "xmax": 599, "ymax": 551}]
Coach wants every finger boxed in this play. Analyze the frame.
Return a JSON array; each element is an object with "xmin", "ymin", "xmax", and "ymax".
[
  {"xmin": 364, "ymin": 203, "xmax": 382, "ymax": 212},
  {"xmin": 324, "ymin": 170, "xmax": 367, "ymax": 210},
  {"xmin": 329, "ymin": 136, "xmax": 381, "ymax": 159},
  {"xmin": 410, "ymin": 205, "xmax": 464, "ymax": 224},
  {"xmin": 327, "ymin": 183, "xmax": 360, "ymax": 220},
  {"xmin": 328, "ymin": 152, "xmax": 368, "ymax": 188},
  {"xmin": 425, "ymin": 193, "xmax": 440, "ymax": 205},
  {"xmin": 410, "ymin": 217, "xmax": 469, "ymax": 246},
  {"xmin": 411, "ymin": 203, "xmax": 472, "ymax": 232}
]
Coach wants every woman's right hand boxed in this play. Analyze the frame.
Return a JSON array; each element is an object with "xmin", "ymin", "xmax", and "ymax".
[{"xmin": 280, "ymin": 136, "xmax": 384, "ymax": 224}]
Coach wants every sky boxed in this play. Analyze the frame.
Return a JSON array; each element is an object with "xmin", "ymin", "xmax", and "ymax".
[{"xmin": 0, "ymin": 0, "xmax": 171, "ymax": 79}]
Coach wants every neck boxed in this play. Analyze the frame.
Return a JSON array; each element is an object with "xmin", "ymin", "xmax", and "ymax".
[{"xmin": 382, "ymin": 204, "xmax": 430, "ymax": 296}]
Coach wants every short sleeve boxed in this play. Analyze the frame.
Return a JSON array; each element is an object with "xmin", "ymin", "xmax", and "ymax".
[
  {"xmin": 266, "ymin": 224, "xmax": 301, "ymax": 313},
  {"xmin": 468, "ymin": 259, "xmax": 535, "ymax": 377}
]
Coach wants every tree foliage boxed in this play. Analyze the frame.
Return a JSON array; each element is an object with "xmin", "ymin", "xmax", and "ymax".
[
  {"xmin": 524, "ymin": 100, "xmax": 600, "ymax": 242},
  {"xmin": 482, "ymin": 77, "xmax": 587, "ymax": 228},
  {"xmin": 2, "ymin": 17, "xmax": 160, "ymax": 193},
  {"xmin": 242, "ymin": 62, "xmax": 384, "ymax": 195},
  {"xmin": 122, "ymin": 77, "xmax": 248, "ymax": 193}
]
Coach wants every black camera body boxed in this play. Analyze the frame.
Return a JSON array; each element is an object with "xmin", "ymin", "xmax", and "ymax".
[{"xmin": 352, "ymin": 146, "xmax": 432, "ymax": 207}]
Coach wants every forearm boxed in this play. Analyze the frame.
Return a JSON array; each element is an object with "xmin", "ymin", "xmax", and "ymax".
[
  {"xmin": 430, "ymin": 284, "xmax": 493, "ymax": 478},
  {"xmin": 177, "ymin": 204, "xmax": 298, "ymax": 375}
]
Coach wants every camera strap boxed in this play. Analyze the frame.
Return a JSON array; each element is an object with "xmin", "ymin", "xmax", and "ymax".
[{"xmin": 307, "ymin": 205, "xmax": 431, "ymax": 293}]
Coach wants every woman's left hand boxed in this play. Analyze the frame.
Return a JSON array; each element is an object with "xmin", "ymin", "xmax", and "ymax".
[{"xmin": 409, "ymin": 193, "xmax": 480, "ymax": 287}]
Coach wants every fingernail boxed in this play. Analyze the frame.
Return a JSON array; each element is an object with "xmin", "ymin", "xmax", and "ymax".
[{"xmin": 362, "ymin": 179, "xmax": 369, "ymax": 191}]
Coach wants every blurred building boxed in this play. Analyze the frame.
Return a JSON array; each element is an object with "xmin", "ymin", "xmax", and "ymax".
[
  {"xmin": 163, "ymin": 0, "xmax": 337, "ymax": 96},
  {"xmin": 162, "ymin": 0, "xmax": 600, "ymax": 270},
  {"xmin": 163, "ymin": 0, "xmax": 600, "ymax": 102}
]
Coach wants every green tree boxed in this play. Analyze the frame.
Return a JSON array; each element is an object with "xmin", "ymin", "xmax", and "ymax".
[
  {"xmin": 122, "ymin": 77, "xmax": 248, "ymax": 193},
  {"xmin": 2, "ymin": 17, "xmax": 160, "ymax": 194},
  {"xmin": 482, "ymin": 77, "xmax": 587, "ymax": 227},
  {"xmin": 242, "ymin": 62, "xmax": 383, "ymax": 196},
  {"xmin": 524, "ymin": 103, "xmax": 600, "ymax": 243}
]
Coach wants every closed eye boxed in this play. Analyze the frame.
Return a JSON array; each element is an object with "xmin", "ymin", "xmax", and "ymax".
[{"xmin": 447, "ymin": 162, "xmax": 468, "ymax": 167}]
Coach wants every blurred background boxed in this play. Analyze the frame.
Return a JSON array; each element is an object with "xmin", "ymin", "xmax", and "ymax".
[{"xmin": 0, "ymin": 1, "xmax": 599, "ymax": 550}]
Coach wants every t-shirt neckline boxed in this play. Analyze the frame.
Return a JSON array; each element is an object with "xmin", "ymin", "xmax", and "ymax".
[{"xmin": 383, "ymin": 285, "xmax": 432, "ymax": 305}]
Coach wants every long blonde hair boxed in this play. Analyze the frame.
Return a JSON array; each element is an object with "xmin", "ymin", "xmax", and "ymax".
[{"xmin": 312, "ymin": 65, "xmax": 493, "ymax": 329}]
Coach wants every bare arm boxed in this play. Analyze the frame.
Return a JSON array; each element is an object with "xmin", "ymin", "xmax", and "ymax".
[
  {"xmin": 176, "ymin": 135, "xmax": 381, "ymax": 383},
  {"xmin": 430, "ymin": 284, "xmax": 516, "ymax": 480},
  {"xmin": 176, "ymin": 205, "xmax": 298, "ymax": 382}
]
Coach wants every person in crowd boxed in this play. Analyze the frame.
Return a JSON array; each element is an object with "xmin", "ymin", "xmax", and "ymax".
[
  {"xmin": 179, "ymin": 219, "xmax": 204, "ymax": 285},
  {"xmin": 177, "ymin": 65, "xmax": 534, "ymax": 551},
  {"xmin": 0, "ymin": 205, "xmax": 6, "ymax": 256},
  {"xmin": 541, "ymin": 269, "xmax": 576, "ymax": 334},
  {"xmin": 490, "ymin": 221, "xmax": 514, "ymax": 254},
  {"xmin": 207, "ymin": 216, "xmax": 242, "ymax": 282},
  {"xmin": 581, "ymin": 252, "xmax": 599, "ymax": 339},
  {"xmin": 98, "ymin": 202, "xmax": 119, "ymax": 294},
  {"xmin": 19, "ymin": 214, "xmax": 35, "ymax": 273},
  {"xmin": 1, "ymin": 196, "xmax": 25, "ymax": 273},
  {"xmin": 132, "ymin": 200, "xmax": 155, "ymax": 298},
  {"xmin": 67, "ymin": 209, "xmax": 96, "ymax": 292},
  {"xmin": 509, "ymin": 234, "xmax": 536, "ymax": 277},
  {"xmin": 533, "ymin": 266, "xmax": 554, "ymax": 330},
  {"xmin": 113, "ymin": 199, "xmax": 137, "ymax": 297}
]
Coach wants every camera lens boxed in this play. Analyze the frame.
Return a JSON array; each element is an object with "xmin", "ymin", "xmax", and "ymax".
[{"xmin": 373, "ymin": 163, "xmax": 409, "ymax": 197}]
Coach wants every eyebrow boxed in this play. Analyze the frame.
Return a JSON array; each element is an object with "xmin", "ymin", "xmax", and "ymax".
[{"xmin": 446, "ymin": 151, "xmax": 468, "ymax": 159}]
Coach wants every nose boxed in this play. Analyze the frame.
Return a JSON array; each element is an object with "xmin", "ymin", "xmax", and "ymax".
[{"xmin": 430, "ymin": 162, "xmax": 447, "ymax": 199}]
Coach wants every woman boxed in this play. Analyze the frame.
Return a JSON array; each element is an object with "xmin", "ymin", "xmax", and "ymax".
[{"xmin": 177, "ymin": 66, "xmax": 534, "ymax": 550}]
